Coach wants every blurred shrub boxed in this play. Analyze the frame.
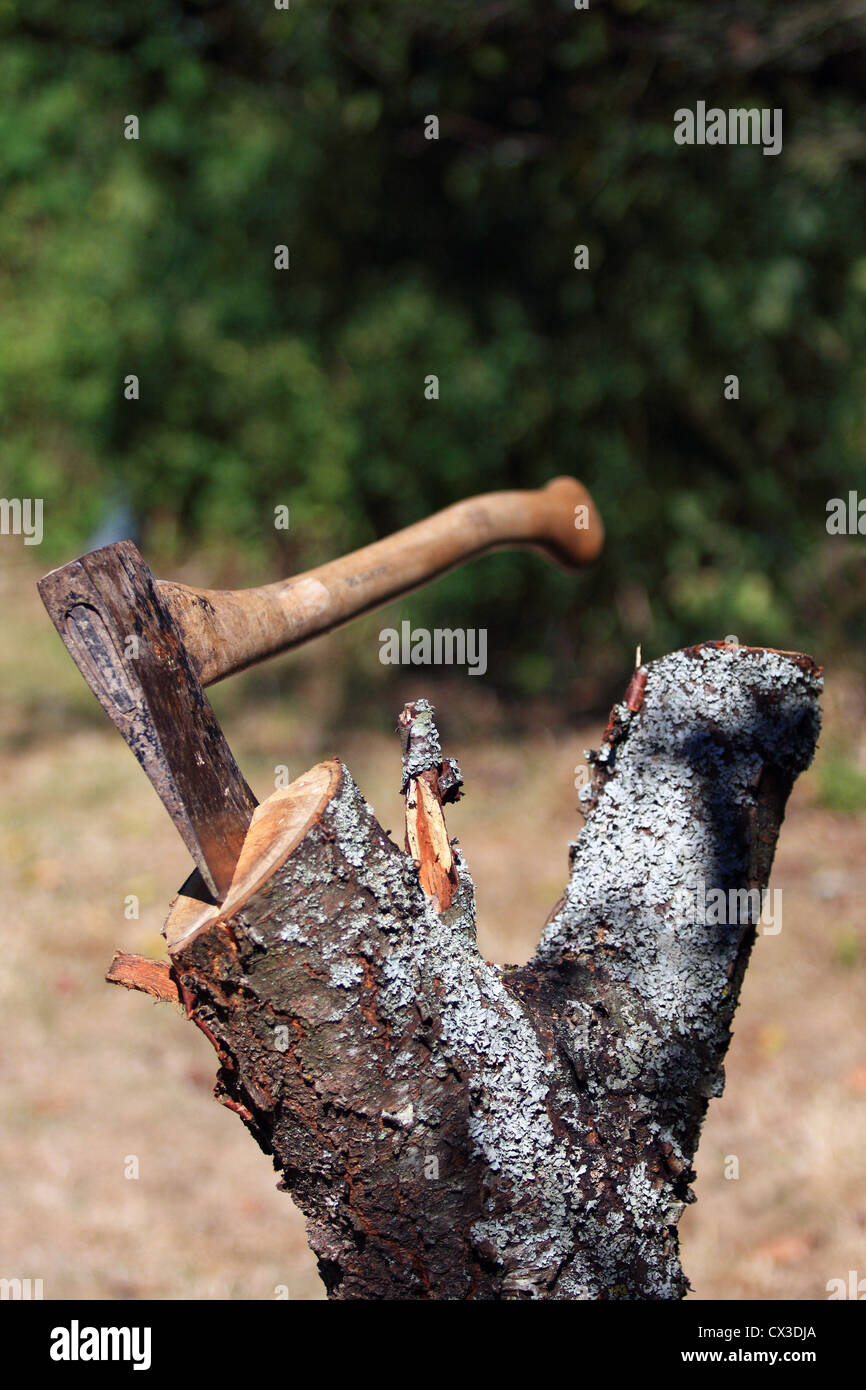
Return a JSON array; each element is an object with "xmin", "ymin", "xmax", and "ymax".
[
  {"xmin": 2, "ymin": 0, "xmax": 866, "ymax": 704},
  {"xmin": 818, "ymin": 755, "xmax": 866, "ymax": 815}
]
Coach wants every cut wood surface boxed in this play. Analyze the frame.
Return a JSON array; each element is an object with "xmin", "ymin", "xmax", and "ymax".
[{"xmin": 109, "ymin": 642, "xmax": 822, "ymax": 1299}]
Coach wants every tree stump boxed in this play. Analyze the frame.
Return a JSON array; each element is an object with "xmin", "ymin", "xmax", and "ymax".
[{"xmin": 108, "ymin": 642, "xmax": 821, "ymax": 1299}]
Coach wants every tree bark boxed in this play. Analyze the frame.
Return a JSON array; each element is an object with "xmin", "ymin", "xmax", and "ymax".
[{"xmin": 109, "ymin": 641, "xmax": 821, "ymax": 1299}]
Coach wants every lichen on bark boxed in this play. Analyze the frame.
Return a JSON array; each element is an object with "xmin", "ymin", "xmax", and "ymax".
[{"xmin": 119, "ymin": 642, "xmax": 821, "ymax": 1299}]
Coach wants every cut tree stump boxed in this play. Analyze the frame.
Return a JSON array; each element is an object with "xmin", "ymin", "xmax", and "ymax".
[{"xmin": 108, "ymin": 641, "xmax": 822, "ymax": 1300}]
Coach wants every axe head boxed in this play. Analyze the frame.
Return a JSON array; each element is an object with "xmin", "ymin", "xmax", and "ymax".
[{"xmin": 38, "ymin": 541, "xmax": 256, "ymax": 901}]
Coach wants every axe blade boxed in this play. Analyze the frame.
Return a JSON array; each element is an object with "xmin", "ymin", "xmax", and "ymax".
[{"xmin": 38, "ymin": 540, "xmax": 256, "ymax": 901}]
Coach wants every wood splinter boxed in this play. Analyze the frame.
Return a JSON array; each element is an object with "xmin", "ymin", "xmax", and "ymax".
[
  {"xmin": 398, "ymin": 699, "xmax": 462, "ymax": 912},
  {"xmin": 106, "ymin": 950, "xmax": 180, "ymax": 1005}
]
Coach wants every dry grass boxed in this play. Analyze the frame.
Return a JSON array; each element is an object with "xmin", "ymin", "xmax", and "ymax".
[{"xmin": 1, "ymin": 553, "xmax": 864, "ymax": 1300}]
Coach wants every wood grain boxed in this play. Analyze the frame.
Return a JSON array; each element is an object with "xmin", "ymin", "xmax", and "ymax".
[{"xmin": 158, "ymin": 477, "xmax": 603, "ymax": 685}]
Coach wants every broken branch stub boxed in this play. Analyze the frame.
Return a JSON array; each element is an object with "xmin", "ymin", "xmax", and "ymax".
[
  {"xmin": 399, "ymin": 698, "xmax": 461, "ymax": 912},
  {"xmin": 116, "ymin": 643, "xmax": 820, "ymax": 1299}
]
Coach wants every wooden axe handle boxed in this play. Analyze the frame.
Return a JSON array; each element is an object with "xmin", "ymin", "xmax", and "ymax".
[{"xmin": 158, "ymin": 477, "xmax": 602, "ymax": 686}]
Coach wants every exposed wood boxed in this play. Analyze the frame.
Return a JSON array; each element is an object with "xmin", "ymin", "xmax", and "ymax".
[
  {"xmin": 106, "ymin": 952, "xmax": 180, "ymax": 1005},
  {"xmin": 399, "ymin": 698, "xmax": 460, "ymax": 911},
  {"xmin": 164, "ymin": 762, "xmax": 342, "ymax": 953}
]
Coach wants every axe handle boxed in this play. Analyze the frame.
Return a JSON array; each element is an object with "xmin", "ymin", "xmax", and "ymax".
[{"xmin": 157, "ymin": 477, "xmax": 602, "ymax": 687}]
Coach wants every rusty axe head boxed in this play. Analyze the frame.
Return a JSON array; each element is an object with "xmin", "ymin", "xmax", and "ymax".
[{"xmin": 38, "ymin": 541, "xmax": 256, "ymax": 901}]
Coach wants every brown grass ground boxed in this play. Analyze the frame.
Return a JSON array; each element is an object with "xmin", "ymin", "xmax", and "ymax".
[{"xmin": 1, "ymin": 553, "xmax": 864, "ymax": 1300}]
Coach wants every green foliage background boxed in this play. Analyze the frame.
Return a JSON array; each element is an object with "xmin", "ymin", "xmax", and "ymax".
[{"xmin": 3, "ymin": 0, "xmax": 866, "ymax": 703}]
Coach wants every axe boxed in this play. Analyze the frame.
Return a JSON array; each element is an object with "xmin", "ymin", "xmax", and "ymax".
[{"xmin": 38, "ymin": 477, "xmax": 602, "ymax": 902}]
